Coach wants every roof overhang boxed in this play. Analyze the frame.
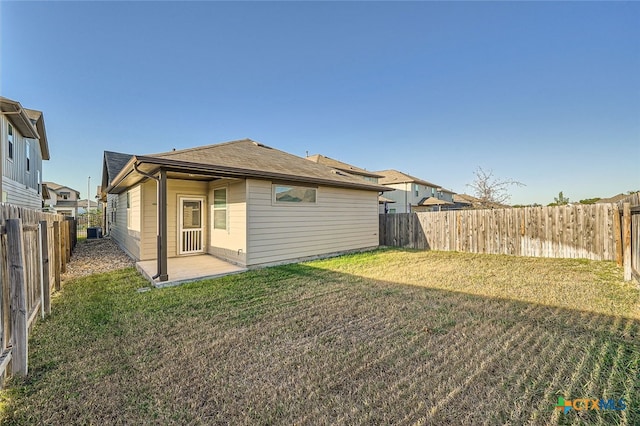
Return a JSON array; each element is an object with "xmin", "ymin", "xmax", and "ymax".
[
  {"xmin": 106, "ymin": 156, "xmax": 393, "ymax": 194},
  {"xmin": 25, "ymin": 109, "xmax": 50, "ymax": 160},
  {"xmin": 0, "ymin": 98, "xmax": 39, "ymax": 139}
]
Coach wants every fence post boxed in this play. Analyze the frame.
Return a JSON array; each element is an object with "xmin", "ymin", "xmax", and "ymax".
[
  {"xmin": 60, "ymin": 220, "xmax": 67, "ymax": 274},
  {"xmin": 6, "ymin": 219, "xmax": 28, "ymax": 376},
  {"xmin": 613, "ymin": 206, "xmax": 623, "ymax": 267},
  {"xmin": 39, "ymin": 221, "xmax": 51, "ymax": 316},
  {"xmin": 623, "ymin": 203, "xmax": 631, "ymax": 281},
  {"xmin": 53, "ymin": 221, "xmax": 61, "ymax": 291}
]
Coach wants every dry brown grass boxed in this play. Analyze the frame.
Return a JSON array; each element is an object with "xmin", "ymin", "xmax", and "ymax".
[{"xmin": 1, "ymin": 248, "xmax": 638, "ymax": 425}]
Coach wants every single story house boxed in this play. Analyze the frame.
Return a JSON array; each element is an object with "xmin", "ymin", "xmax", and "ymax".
[{"xmin": 101, "ymin": 139, "xmax": 390, "ymax": 282}]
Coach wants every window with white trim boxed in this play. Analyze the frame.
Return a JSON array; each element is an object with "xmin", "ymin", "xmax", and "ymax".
[
  {"xmin": 213, "ymin": 188, "xmax": 227, "ymax": 230},
  {"xmin": 7, "ymin": 123, "xmax": 14, "ymax": 160},
  {"xmin": 26, "ymin": 141, "xmax": 31, "ymax": 172}
]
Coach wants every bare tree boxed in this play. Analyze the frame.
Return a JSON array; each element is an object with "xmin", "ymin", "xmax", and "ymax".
[{"xmin": 466, "ymin": 167, "xmax": 524, "ymax": 205}]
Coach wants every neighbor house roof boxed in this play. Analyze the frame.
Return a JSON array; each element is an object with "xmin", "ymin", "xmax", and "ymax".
[
  {"xmin": 374, "ymin": 169, "xmax": 455, "ymax": 193},
  {"xmin": 596, "ymin": 193, "xmax": 631, "ymax": 204},
  {"xmin": 418, "ymin": 197, "xmax": 453, "ymax": 206},
  {"xmin": 106, "ymin": 139, "xmax": 391, "ymax": 194},
  {"xmin": 454, "ymin": 193, "xmax": 508, "ymax": 209},
  {"xmin": 43, "ymin": 181, "xmax": 79, "ymax": 194},
  {"xmin": 453, "ymin": 194, "xmax": 474, "ymax": 205},
  {"xmin": 0, "ymin": 97, "xmax": 50, "ymax": 161},
  {"xmin": 0, "ymin": 97, "xmax": 39, "ymax": 139},
  {"xmin": 24, "ymin": 108, "xmax": 50, "ymax": 160},
  {"xmin": 306, "ymin": 154, "xmax": 383, "ymax": 179}
]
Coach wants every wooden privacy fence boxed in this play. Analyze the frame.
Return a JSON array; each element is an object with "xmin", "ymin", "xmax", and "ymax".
[
  {"xmin": 0, "ymin": 204, "xmax": 75, "ymax": 385},
  {"xmin": 380, "ymin": 200, "xmax": 638, "ymax": 281},
  {"xmin": 621, "ymin": 192, "xmax": 640, "ymax": 282}
]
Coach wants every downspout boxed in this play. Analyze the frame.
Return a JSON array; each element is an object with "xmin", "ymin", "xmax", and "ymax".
[{"xmin": 133, "ymin": 163, "xmax": 168, "ymax": 282}]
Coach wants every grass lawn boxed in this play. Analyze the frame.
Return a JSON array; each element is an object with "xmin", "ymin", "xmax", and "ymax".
[{"xmin": 0, "ymin": 249, "xmax": 638, "ymax": 425}]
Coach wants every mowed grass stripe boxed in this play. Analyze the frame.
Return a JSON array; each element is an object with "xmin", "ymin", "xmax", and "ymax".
[
  {"xmin": 481, "ymin": 324, "xmax": 556, "ymax": 424},
  {"xmin": 423, "ymin": 318, "xmax": 541, "ymax": 422},
  {"xmin": 549, "ymin": 337, "xmax": 599, "ymax": 425}
]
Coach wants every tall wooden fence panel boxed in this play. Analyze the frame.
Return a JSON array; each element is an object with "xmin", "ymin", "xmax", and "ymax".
[
  {"xmin": 380, "ymin": 203, "xmax": 620, "ymax": 261},
  {"xmin": 0, "ymin": 204, "xmax": 75, "ymax": 385}
]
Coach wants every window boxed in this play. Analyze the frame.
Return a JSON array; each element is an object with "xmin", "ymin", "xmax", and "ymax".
[
  {"xmin": 414, "ymin": 183, "xmax": 419, "ymax": 197},
  {"xmin": 37, "ymin": 171, "xmax": 41, "ymax": 194},
  {"xmin": 26, "ymin": 141, "xmax": 31, "ymax": 172},
  {"xmin": 60, "ymin": 191, "xmax": 70, "ymax": 200},
  {"xmin": 389, "ymin": 208, "xmax": 396, "ymax": 214},
  {"xmin": 2, "ymin": 191, "xmax": 7, "ymax": 202},
  {"xmin": 7, "ymin": 123, "xmax": 14, "ymax": 160},
  {"xmin": 273, "ymin": 185, "xmax": 317, "ymax": 203},
  {"xmin": 213, "ymin": 188, "xmax": 227, "ymax": 230},
  {"xmin": 431, "ymin": 187, "xmax": 435, "ymax": 196},
  {"xmin": 126, "ymin": 192, "xmax": 131, "ymax": 208}
]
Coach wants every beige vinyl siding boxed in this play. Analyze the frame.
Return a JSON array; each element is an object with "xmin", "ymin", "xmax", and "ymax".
[
  {"xmin": 109, "ymin": 190, "xmax": 140, "ymax": 260},
  {"xmin": 246, "ymin": 179, "xmax": 379, "ymax": 266},
  {"xmin": 207, "ymin": 179, "xmax": 247, "ymax": 265},
  {"xmin": 140, "ymin": 180, "xmax": 157, "ymax": 261}
]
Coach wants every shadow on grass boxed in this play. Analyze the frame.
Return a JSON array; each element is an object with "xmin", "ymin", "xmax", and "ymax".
[{"xmin": 0, "ymin": 259, "xmax": 638, "ymax": 425}]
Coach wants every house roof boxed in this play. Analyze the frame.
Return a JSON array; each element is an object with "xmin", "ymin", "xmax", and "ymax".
[
  {"xmin": 43, "ymin": 181, "xmax": 80, "ymax": 194},
  {"xmin": 106, "ymin": 139, "xmax": 391, "ymax": 194},
  {"xmin": 24, "ymin": 108, "xmax": 50, "ymax": 160},
  {"xmin": 453, "ymin": 193, "xmax": 508, "ymax": 209},
  {"xmin": 305, "ymin": 154, "xmax": 383, "ymax": 178},
  {"xmin": 596, "ymin": 193, "xmax": 631, "ymax": 204},
  {"xmin": 0, "ymin": 97, "xmax": 39, "ymax": 139},
  {"xmin": 453, "ymin": 193, "xmax": 474, "ymax": 205},
  {"xmin": 418, "ymin": 197, "xmax": 454, "ymax": 206},
  {"xmin": 104, "ymin": 151, "xmax": 134, "ymax": 182},
  {"xmin": 52, "ymin": 200, "xmax": 78, "ymax": 208},
  {"xmin": 374, "ymin": 169, "xmax": 455, "ymax": 193}
]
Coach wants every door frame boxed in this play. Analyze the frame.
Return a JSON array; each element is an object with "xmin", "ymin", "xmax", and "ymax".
[{"xmin": 177, "ymin": 195, "xmax": 206, "ymax": 255}]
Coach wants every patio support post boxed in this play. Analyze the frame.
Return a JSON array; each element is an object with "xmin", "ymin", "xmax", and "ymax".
[{"xmin": 157, "ymin": 168, "xmax": 168, "ymax": 282}]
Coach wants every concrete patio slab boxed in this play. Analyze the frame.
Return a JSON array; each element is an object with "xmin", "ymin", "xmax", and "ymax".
[{"xmin": 136, "ymin": 255, "xmax": 247, "ymax": 288}]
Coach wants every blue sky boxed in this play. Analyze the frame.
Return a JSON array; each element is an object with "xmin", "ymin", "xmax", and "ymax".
[{"xmin": 1, "ymin": 1, "xmax": 638, "ymax": 205}]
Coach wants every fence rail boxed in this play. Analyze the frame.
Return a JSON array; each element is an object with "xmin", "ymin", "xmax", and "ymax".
[
  {"xmin": 0, "ymin": 204, "xmax": 75, "ymax": 385},
  {"xmin": 380, "ymin": 197, "xmax": 639, "ymax": 282}
]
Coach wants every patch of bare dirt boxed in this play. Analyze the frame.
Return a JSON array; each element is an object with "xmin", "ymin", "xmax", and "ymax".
[{"xmin": 62, "ymin": 237, "xmax": 135, "ymax": 280}]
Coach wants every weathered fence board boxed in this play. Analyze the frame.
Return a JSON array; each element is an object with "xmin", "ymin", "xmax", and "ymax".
[{"xmin": 0, "ymin": 204, "xmax": 75, "ymax": 385}]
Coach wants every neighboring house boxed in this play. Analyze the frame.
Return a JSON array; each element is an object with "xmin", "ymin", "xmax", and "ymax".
[
  {"xmin": 305, "ymin": 154, "xmax": 394, "ymax": 212},
  {"xmin": 77, "ymin": 199, "xmax": 101, "ymax": 214},
  {"xmin": 101, "ymin": 139, "xmax": 390, "ymax": 282},
  {"xmin": 43, "ymin": 182, "xmax": 80, "ymax": 217},
  {"xmin": 374, "ymin": 169, "xmax": 455, "ymax": 213},
  {"xmin": 0, "ymin": 97, "xmax": 50, "ymax": 209}
]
